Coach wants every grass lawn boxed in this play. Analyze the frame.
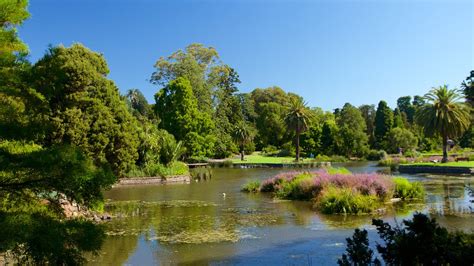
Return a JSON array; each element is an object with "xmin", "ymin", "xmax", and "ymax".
[
  {"xmin": 402, "ymin": 161, "xmax": 474, "ymax": 168},
  {"xmin": 230, "ymin": 152, "xmax": 313, "ymax": 164}
]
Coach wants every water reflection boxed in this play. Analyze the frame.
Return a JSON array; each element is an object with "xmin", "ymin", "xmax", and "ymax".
[{"xmin": 88, "ymin": 164, "xmax": 474, "ymax": 265}]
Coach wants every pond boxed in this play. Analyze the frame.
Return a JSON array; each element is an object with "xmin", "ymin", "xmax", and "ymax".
[{"xmin": 88, "ymin": 162, "xmax": 474, "ymax": 265}]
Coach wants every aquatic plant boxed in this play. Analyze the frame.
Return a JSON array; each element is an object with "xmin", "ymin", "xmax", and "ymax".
[
  {"xmin": 241, "ymin": 180, "xmax": 261, "ymax": 192},
  {"xmin": 393, "ymin": 177, "xmax": 425, "ymax": 199},
  {"xmin": 316, "ymin": 186, "xmax": 379, "ymax": 214},
  {"xmin": 242, "ymin": 168, "xmax": 424, "ymax": 214}
]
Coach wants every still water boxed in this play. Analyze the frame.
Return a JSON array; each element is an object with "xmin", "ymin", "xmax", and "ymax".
[{"xmin": 88, "ymin": 162, "xmax": 474, "ymax": 265}]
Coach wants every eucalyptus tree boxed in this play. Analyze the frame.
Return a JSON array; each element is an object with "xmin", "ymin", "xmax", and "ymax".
[
  {"xmin": 416, "ymin": 86, "xmax": 471, "ymax": 162},
  {"xmin": 284, "ymin": 98, "xmax": 313, "ymax": 161}
]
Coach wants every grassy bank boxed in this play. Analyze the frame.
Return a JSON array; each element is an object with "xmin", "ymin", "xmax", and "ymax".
[
  {"xmin": 401, "ymin": 161, "xmax": 474, "ymax": 168},
  {"xmin": 125, "ymin": 161, "xmax": 189, "ymax": 178},
  {"xmin": 242, "ymin": 168, "xmax": 424, "ymax": 214},
  {"xmin": 231, "ymin": 152, "xmax": 347, "ymax": 164}
]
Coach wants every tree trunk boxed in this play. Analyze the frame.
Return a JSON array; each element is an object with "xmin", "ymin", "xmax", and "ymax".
[
  {"xmin": 442, "ymin": 134, "xmax": 448, "ymax": 163},
  {"xmin": 296, "ymin": 129, "xmax": 300, "ymax": 162},
  {"xmin": 240, "ymin": 143, "xmax": 245, "ymax": 161}
]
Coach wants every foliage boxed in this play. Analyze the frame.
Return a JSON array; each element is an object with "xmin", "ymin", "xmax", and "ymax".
[
  {"xmin": 366, "ymin": 149, "xmax": 387, "ymax": 161},
  {"xmin": 416, "ymin": 85, "xmax": 471, "ymax": 162},
  {"xmin": 126, "ymin": 161, "xmax": 189, "ymax": 178},
  {"xmin": 232, "ymin": 121, "xmax": 256, "ymax": 160},
  {"xmin": 316, "ymin": 186, "xmax": 380, "ymax": 214},
  {"xmin": 339, "ymin": 213, "xmax": 474, "ymax": 265},
  {"xmin": 0, "ymin": 211, "xmax": 105, "ymax": 265},
  {"xmin": 392, "ymin": 177, "xmax": 425, "ymax": 199},
  {"xmin": 241, "ymin": 180, "xmax": 261, "ymax": 193},
  {"xmin": 386, "ymin": 127, "xmax": 418, "ymax": 153},
  {"xmin": 151, "ymin": 43, "xmax": 220, "ymax": 112},
  {"xmin": 125, "ymin": 88, "xmax": 152, "ymax": 118},
  {"xmin": 30, "ymin": 44, "xmax": 140, "ymax": 176},
  {"xmin": 359, "ymin": 104, "xmax": 376, "ymax": 147},
  {"xmin": 338, "ymin": 229, "xmax": 377, "ymax": 266},
  {"xmin": 154, "ymin": 77, "xmax": 215, "ymax": 157},
  {"xmin": 254, "ymin": 169, "xmax": 403, "ymax": 214},
  {"xmin": 374, "ymin": 101, "xmax": 393, "ymax": 150},
  {"xmin": 284, "ymin": 97, "xmax": 314, "ymax": 161},
  {"xmin": 251, "ymin": 87, "xmax": 298, "ymax": 149},
  {"xmin": 337, "ymin": 103, "xmax": 369, "ymax": 157},
  {"xmin": 0, "ymin": 0, "xmax": 29, "ymax": 55}
]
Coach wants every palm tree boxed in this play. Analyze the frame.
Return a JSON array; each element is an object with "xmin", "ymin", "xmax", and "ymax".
[
  {"xmin": 232, "ymin": 122, "xmax": 255, "ymax": 161},
  {"xmin": 284, "ymin": 98, "xmax": 314, "ymax": 162},
  {"xmin": 416, "ymin": 85, "xmax": 471, "ymax": 162}
]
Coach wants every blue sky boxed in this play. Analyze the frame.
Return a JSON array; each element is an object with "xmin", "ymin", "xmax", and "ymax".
[{"xmin": 20, "ymin": 0, "xmax": 473, "ymax": 110}]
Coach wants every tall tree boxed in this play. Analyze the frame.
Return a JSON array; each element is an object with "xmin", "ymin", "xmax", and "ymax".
[
  {"xmin": 374, "ymin": 101, "xmax": 394, "ymax": 150},
  {"xmin": 461, "ymin": 70, "xmax": 474, "ymax": 106},
  {"xmin": 416, "ymin": 86, "xmax": 471, "ymax": 162},
  {"xmin": 337, "ymin": 103, "xmax": 369, "ymax": 157},
  {"xmin": 359, "ymin": 104, "xmax": 376, "ymax": 147},
  {"xmin": 126, "ymin": 88, "xmax": 152, "ymax": 118},
  {"xmin": 397, "ymin": 96, "xmax": 415, "ymax": 123},
  {"xmin": 154, "ymin": 77, "xmax": 215, "ymax": 157},
  {"xmin": 284, "ymin": 98, "xmax": 313, "ymax": 161},
  {"xmin": 30, "ymin": 44, "xmax": 140, "ymax": 176},
  {"xmin": 150, "ymin": 43, "xmax": 220, "ymax": 112},
  {"xmin": 459, "ymin": 71, "xmax": 474, "ymax": 148}
]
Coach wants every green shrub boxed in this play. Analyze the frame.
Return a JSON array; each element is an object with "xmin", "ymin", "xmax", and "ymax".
[
  {"xmin": 278, "ymin": 142, "xmax": 295, "ymax": 157},
  {"xmin": 316, "ymin": 186, "xmax": 380, "ymax": 214},
  {"xmin": 241, "ymin": 180, "xmax": 261, "ymax": 193},
  {"xmin": 393, "ymin": 177, "xmax": 425, "ymax": 199},
  {"xmin": 262, "ymin": 145, "xmax": 278, "ymax": 155},
  {"xmin": 0, "ymin": 140, "xmax": 42, "ymax": 154},
  {"xmin": 126, "ymin": 161, "xmax": 189, "ymax": 178},
  {"xmin": 326, "ymin": 167, "xmax": 351, "ymax": 175},
  {"xmin": 366, "ymin": 150, "xmax": 387, "ymax": 161}
]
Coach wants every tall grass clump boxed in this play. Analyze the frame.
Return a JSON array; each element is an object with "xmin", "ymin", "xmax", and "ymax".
[
  {"xmin": 393, "ymin": 177, "xmax": 425, "ymax": 199},
  {"xmin": 316, "ymin": 186, "xmax": 379, "ymax": 214},
  {"xmin": 241, "ymin": 180, "xmax": 261, "ymax": 192}
]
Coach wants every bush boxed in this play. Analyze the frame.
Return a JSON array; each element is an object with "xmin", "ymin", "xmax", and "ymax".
[
  {"xmin": 241, "ymin": 180, "xmax": 261, "ymax": 193},
  {"xmin": 262, "ymin": 145, "xmax": 278, "ymax": 155},
  {"xmin": 366, "ymin": 149, "xmax": 387, "ymax": 161},
  {"xmin": 393, "ymin": 177, "xmax": 425, "ymax": 199},
  {"xmin": 316, "ymin": 186, "xmax": 380, "ymax": 214},
  {"xmin": 126, "ymin": 161, "xmax": 189, "ymax": 178},
  {"xmin": 278, "ymin": 142, "xmax": 295, "ymax": 157}
]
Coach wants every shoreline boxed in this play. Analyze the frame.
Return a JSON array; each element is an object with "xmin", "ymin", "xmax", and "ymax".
[{"xmin": 114, "ymin": 175, "xmax": 191, "ymax": 186}]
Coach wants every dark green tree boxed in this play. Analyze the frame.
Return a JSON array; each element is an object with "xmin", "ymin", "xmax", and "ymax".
[
  {"xmin": 126, "ymin": 88, "xmax": 152, "ymax": 119},
  {"xmin": 374, "ymin": 101, "xmax": 394, "ymax": 150},
  {"xmin": 460, "ymin": 71, "xmax": 474, "ymax": 148},
  {"xmin": 397, "ymin": 96, "xmax": 415, "ymax": 123},
  {"xmin": 154, "ymin": 77, "xmax": 215, "ymax": 157},
  {"xmin": 337, "ymin": 103, "xmax": 369, "ymax": 157},
  {"xmin": 29, "ymin": 44, "xmax": 140, "ymax": 176},
  {"xmin": 358, "ymin": 104, "xmax": 376, "ymax": 147},
  {"xmin": 320, "ymin": 120, "xmax": 339, "ymax": 155}
]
